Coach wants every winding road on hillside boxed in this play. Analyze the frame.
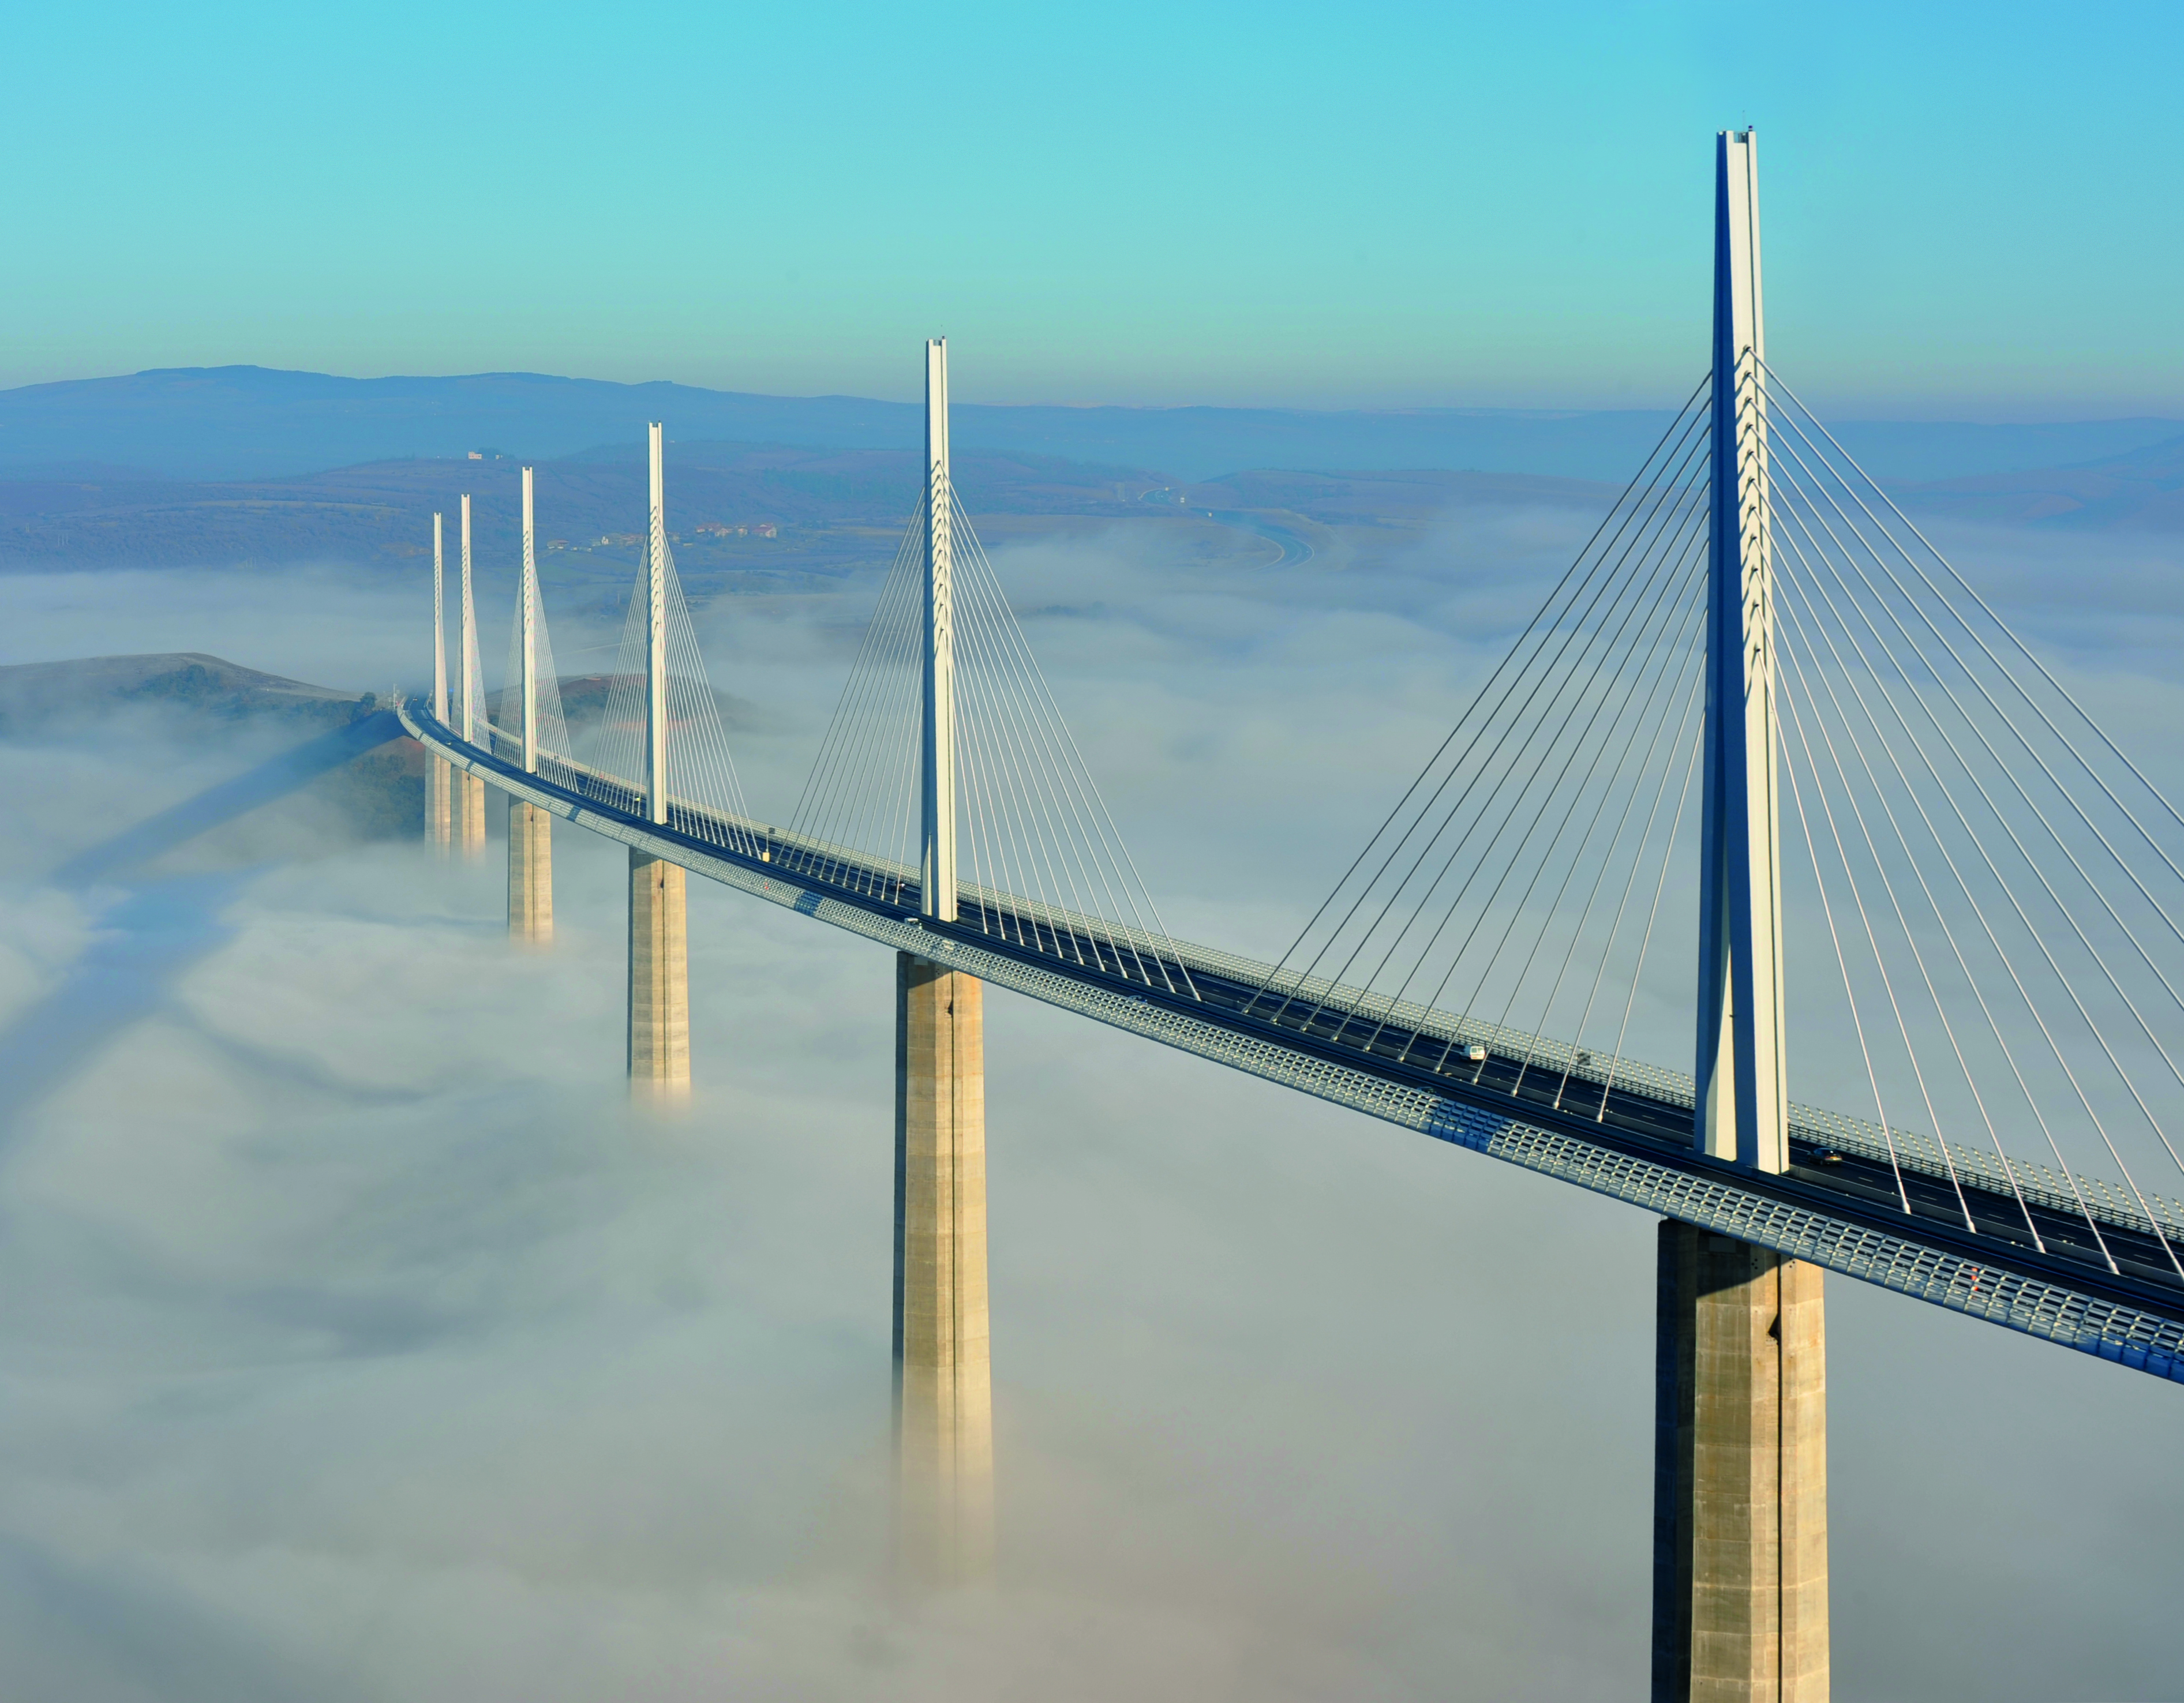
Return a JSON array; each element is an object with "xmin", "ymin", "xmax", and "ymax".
[{"xmin": 1203, "ymin": 509, "xmax": 1316, "ymax": 567}]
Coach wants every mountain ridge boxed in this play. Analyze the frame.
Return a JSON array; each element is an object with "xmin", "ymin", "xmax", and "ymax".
[{"xmin": 6, "ymin": 365, "xmax": 2177, "ymax": 487}]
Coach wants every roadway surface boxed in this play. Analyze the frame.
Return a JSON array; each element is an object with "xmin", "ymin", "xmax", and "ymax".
[{"xmin": 432, "ymin": 713, "xmax": 2184, "ymax": 1329}]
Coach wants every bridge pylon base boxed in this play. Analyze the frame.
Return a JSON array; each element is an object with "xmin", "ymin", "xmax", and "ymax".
[
  {"xmin": 627, "ymin": 848, "xmax": 689, "ymax": 1096},
  {"xmin": 1653, "ymin": 1220, "xmax": 1827, "ymax": 1702},
  {"xmin": 508, "ymin": 798, "xmax": 553, "ymax": 946},
  {"xmin": 893, "ymin": 950, "xmax": 994, "ymax": 1589}
]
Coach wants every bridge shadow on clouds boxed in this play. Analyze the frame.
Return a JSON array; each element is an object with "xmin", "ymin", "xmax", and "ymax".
[
  {"xmin": 0, "ymin": 711, "xmax": 404, "ymax": 1134},
  {"xmin": 0, "ymin": 1526, "xmax": 340, "ymax": 1703},
  {"xmin": 0, "ymin": 872, "xmax": 247, "ymax": 1132}
]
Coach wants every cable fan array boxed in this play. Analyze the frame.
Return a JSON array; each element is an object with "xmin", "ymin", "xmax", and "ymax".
[
  {"xmin": 486, "ymin": 576, "xmax": 574, "ymax": 770},
  {"xmin": 458, "ymin": 560, "xmax": 489, "ymax": 744},
  {"xmin": 589, "ymin": 539, "xmax": 762, "ymax": 858},
  {"xmin": 1758, "ymin": 362, "xmax": 2184, "ymax": 1273},
  {"xmin": 1252, "ymin": 366, "xmax": 2184, "ymax": 1280},
  {"xmin": 782, "ymin": 487, "xmax": 1195, "ymax": 994},
  {"xmin": 1250, "ymin": 375, "xmax": 1715, "ymax": 1103}
]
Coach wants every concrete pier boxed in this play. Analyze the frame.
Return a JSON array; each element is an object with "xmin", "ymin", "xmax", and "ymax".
[
  {"xmin": 508, "ymin": 798, "xmax": 552, "ymax": 945},
  {"xmin": 459, "ymin": 771, "xmax": 486, "ymax": 860},
  {"xmin": 425, "ymin": 757, "xmax": 452, "ymax": 854},
  {"xmin": 893, "ymin": 950, "xmax": 994, "ymax": 1587},
  {"xmin": 1653, "ymin": 1220, "xmax": 1828, "ymax": 1703},
  {"xmin": 627, "ymin": 848, "xmax": 689, "ymax": 1094}
]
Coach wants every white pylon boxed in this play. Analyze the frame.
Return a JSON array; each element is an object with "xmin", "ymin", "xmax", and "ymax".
[
  {"xmin": 432, "ymin": 512, "xmax": 447, "ymax": 722},
  {"xmin": 645, "ymin": 423, "xmax": 668, "ymax": 827},
  {"xmin": 920, "ymin": 339, "xmax": 957, "ymax": 924},
  {"xmin": 460, "ymin": 493, "xmax": 477, "ymax": 745},
  {"xmin": 521, "ymin": 466, "xmax": 538, "ymax": 774},
  {"xmin": 1694, "ymin": 128, "xmax": 1788, "ymax": 1174}
]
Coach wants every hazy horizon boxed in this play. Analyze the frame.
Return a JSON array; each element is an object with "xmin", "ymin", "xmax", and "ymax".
[
  {"xmin": 15, "ymin": 361, "xmax": 2184, "ymax": 428},
  {"xmin": 9, "ymin": 365, "xmax": 2182, "ymax": 501}
]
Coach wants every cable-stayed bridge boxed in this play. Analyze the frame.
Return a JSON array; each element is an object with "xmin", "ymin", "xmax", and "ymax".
[
  {"xmin": 70, "ymin": 132, "xmax": 2179, "ymax": 1700},
  {"xmin": 410, "ymin": 526, "xmax": 2184, "ymax": 1362}
]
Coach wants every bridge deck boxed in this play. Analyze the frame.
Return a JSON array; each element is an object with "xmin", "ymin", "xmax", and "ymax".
[{"xmin": 407, "ymin": 705, "xmax": 2184, "ymax": 1379}]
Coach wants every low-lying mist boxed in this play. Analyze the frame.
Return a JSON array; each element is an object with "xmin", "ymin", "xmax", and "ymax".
[{"xmin": 0, "ymin": 500, "xmax": 2177, "ymax": 1700}]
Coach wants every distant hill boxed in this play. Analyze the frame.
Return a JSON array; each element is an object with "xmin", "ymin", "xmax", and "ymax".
[
  {"xmin": 5, "ymin": 372, "xmax": 2179, "ymax": 574},
  {"xmin": 0, "ymin": 652, "xmax": 422, "ymax": 842},
  {"xmin": 4, "ymin": 365, "xmax": 2177, "ymax": 487},
  {"xmin": 487, "ymin": 673, "xmax": 767, "ymax": 738},
  {"xmin": 1897, "ymin": 433, "xmax": 2184, "ymax": 532},
  {"xmin": 1186, "ymin": 466, "xmax": 1605, "ymax": 522},
  {"xmin": 0, "ymin": 652, "xmax": 368, "ymax": 733},
  {"xmin": 0, "ymin": 442, "xmax": 1174, "ymax": 573}
]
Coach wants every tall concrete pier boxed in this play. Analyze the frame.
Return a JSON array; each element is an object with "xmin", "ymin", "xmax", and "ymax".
[
  {"xmin": 508, "ymin": 467, "xmax": 553, "ymax": 944},
  {"xmin": 425, "ymin": 510, "xmax": 452, "ymax": 853},
  {"xmin": 509, "ymin": 804, "xmax": 552, "ymax": 943},
  {"xmin": 627, "ymin": 427, "xmax": 689, "ymax": 1094},
  {"xmin": 459, "ymin": 768, "xmax": 486, "ymax": 854},
  {"xmin": 893, "ymin": 339, "xmax": 995, "ymax": 1586},
  {"xmin": 457, "ymin": 493, "xmax": 486, "ymax": 859},
  {"xmin": 426, "ymin": 760, "xmax": 452, "ymax": 852},
  {"xmin": 1653, "ymin": 1221, "xmax": 1828, "ymax": 1701},
  {"xmin": 894, "ymin": 950, "xmax": 993, "ymax": 1586},
  {"xmin": 627, "ymin": 850, "xmax": 688, "ymax": 1091}
]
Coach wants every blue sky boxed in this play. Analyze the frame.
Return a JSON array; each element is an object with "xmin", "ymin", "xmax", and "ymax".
[{"xmin": 5, "ymin": 0, "xmax": 2176, "ymax": 414}]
